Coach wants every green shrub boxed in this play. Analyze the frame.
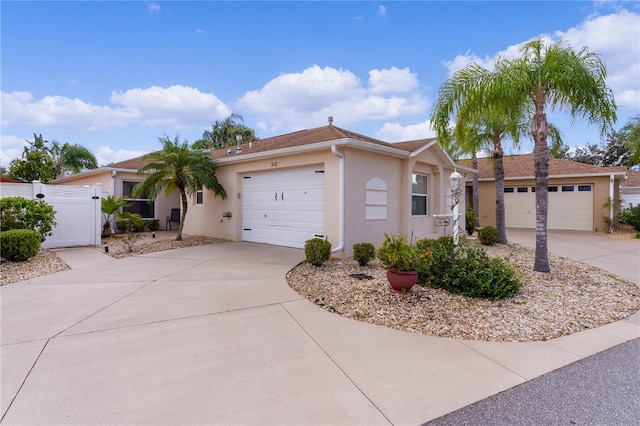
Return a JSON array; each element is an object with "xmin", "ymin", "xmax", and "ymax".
[
  {"xmin": 116, "ymin": 212, "xmax": 144, "ymax": 233},
  {"xmin": 0, "ymin": 229, "xmax": 41, "ymax": 261},
  {"xmin": 353, "ymin": 242, "xmax": 375, "ymax": 266},
  {"xmin": 377, "ymin": 234, "xmax": 421, "ymax": 271},
  {"xmin": 305, "ymin": 238, "xmax": 331, "ymax": 266},
  {"xmin": 145, "ymin": 219, "xmax": 160, "ymax": 232},
  {"xmin": 478, "ymin": 226, "xmax": 499, "ymax": 245},
  {"xmin": 634, "ymin": 231, "xmax": 640, "ymax": 239},
  {"xmin": 620, "ymin": 204, "xmax": 640, "ymax": 232},
  {"xmin": 465, "ymin": 205, "xmax": 477, "ymax": 235},
  {"xmin": 116, "ymin": 220, "xmax": 131, "ymax": 233},
  {"xmin": 0, "ymin": 196, "xmax": 57, "ymax": 242},
  {"xmin": 415, "ymin": 238, "xmax": 520, "ymax": 301}
]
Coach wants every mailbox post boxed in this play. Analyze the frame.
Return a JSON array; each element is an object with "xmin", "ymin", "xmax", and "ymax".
[{"xmin": 449, "ymin": 170, "xmax": 463, "ymax": 253}]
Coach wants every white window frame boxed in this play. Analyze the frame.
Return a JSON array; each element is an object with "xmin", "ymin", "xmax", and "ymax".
[{"xmin": 411, "ymin": 173, "xmax": 428, "ymax": 216}]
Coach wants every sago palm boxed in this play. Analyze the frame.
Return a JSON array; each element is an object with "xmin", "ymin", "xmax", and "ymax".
[{"xmin": 134, "ymin": 135, "xmax": 227, "ymax": 241}]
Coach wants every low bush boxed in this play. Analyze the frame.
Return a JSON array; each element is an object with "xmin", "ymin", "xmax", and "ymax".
[
  {"xmin": 145, "ymin": 219, "xmax": 160, "ymax": 232},
  {"xmin": 353, "ymin": 242, "xmax": 375, "ymax": 266},
  {"xmin": 0, "ymin": 229, "xmax": 41, "ymax": 261},
  {"xmin": 305, "ymin": 238, "xmax": 331, "ymax": 266},
  {"xmin": 620, "ymin": 204, "xmax": 640, "ymax": 232},
  {"xmin": 415, "ymin": 237, "xmax": 521, "ymax": 301},
  {"xmin": 115, "ymin": 212, "xmax": 144, "ymax": 233},
  {"xmin": 0, "ymin": 196, "xmax": 57, "ymax": 242},
  {"xmin": 116, "ymin": 220, "xmax": 132, "ymax": 233},
  {"xmin": 478, "ymin": 226, "xmax": 499, "ymax": 245},
  {"xmin": 465, "ymin": 205, "xmax": 477, "ymax": 235}
]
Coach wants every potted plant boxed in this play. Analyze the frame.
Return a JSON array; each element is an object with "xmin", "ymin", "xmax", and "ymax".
[{"xmin": 377, "ymin": 233, "xmax": 421, "ymax": 293}]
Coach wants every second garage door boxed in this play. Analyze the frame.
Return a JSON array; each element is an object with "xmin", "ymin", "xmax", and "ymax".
[
  {"xmin": 504, "ymin": 184, "xmax": 593, "ymax": 231},
  {"xmin": 242, "ymin": 166, "xmax": 325, "ymax": 248}
]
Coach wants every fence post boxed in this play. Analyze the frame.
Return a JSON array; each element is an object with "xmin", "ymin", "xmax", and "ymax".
[
  {"xmin": 93, "ymin": 184, "xmax": 102, "ymax": 246},
  {"xmin": 31, "ymin": 180, "xmax": 43, "ymax": 200}
]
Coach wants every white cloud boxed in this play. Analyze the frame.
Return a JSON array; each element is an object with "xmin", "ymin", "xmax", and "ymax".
[
  {"xmin": 376, "ymin": 120, "xmax": 436, "ymax": 142},
  {"xmin": 95, "ymin": 146, "xmax": 148, "ymax": 167},
  {"xmin": 555, "ymin": 10, "xmax": 640, "ymax": 109},
  {"xmin": 378, "ymin": 5, "xmax": 387, "ymax": 16},
  {"xmin": 2, "ymin": 86, "xmax": 230, "ymax": 132},
  {"xmin": 110, "ymin": 85, "xmax": 230, "ymax": 128},
  {"xmin": 368, "ymin": 67, "xmax": 419, "ymax": 94},
  {"xmin": 0, "ymin": 135, "xmax": 28, "ymax": 167},
  {"xmin": 237, "ymin": 65, "xmax": 428, "ymax": 133},
  {"xmin": 146, "ymin": 2, "xmax": 160, "ymax": 14},
  {"xmin": 1, "ymin": 91, "xmax": 137, "ymax": 131},
  {"xmin": 196, "ymin": 29, "xmax": 206, "ymax": 34}
]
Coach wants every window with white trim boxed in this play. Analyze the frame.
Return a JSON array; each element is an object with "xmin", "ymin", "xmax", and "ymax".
[
  {"xmin": 411, "ymin": 174, "xmax": 428, "ymax": 216},
  {"xmin": 196, "ymin": 187, "xmax": 204, "ymax": 205},
  {"xmin": 123, "ymin": 181, "xmax": 155, "ymax": 219}
]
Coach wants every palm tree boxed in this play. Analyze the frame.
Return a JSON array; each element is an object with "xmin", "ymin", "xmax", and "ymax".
[
  {"xmin": 493, "ymin": 39, "xmax": 617, "ymax": 272},
  {"xmin": 50, "ymin": 141, "xmax": 98, "ymax": 179},
  {"xmin": 193, "ymin": 113, "xmax": 258, "ymax": 150},
  {"xmin": 432, "ymin": 74, "xmax": 528, "ymax": 244},
  {"xmin": 134, "ymin": 135, "xmax": 227, "ymax": 241},
  {"xmin": 101, "ymin": 195, "xmax": 128, "ymax": 236}
]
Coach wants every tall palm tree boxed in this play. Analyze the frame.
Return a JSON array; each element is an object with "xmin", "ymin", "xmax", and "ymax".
[
  {"xmin": 193, "ymin": 113, "xmax": 258, "ymax": 150},
  {"xmin": 494, "ymin": 39, "xmax": 617, "ymax": 272},
  {"xmin": 50, "ymin": 140, "xmax": 98, "ymax": 179},
  {"xmin": 134, "ymin": 135, "xmax": 227, "ymax": 241},
  {"xmin": 432, "ymin": 73, "xmax": 528, "ymax": 244}
]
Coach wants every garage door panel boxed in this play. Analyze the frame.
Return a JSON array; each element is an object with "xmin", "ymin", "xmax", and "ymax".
[
  {"xmin": 242, "ymin": 167, "xmax": 324, "ymax": 248},
  {"xmin": 504, "ymin": 184, "xmax": 592, "ymax": 231}
]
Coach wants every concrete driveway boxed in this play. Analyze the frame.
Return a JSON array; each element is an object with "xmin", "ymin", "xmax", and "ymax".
[{"xmin": 1, "ymin": 236, "xmax": 639, "ymax": 425}]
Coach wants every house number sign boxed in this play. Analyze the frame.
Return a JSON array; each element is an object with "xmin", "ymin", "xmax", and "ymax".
[{"xmin": 435, "ymin": 217, "xmax": 451, "ymax": 227}]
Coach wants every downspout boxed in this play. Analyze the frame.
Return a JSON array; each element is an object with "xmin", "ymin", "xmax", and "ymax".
[
  {"xmin": 331, "ymin": 145, "xmax": 345, "ymax": 254},
  {"xmin": 609, "ymin": 174, "xmax": 614, "ymax": 233}
]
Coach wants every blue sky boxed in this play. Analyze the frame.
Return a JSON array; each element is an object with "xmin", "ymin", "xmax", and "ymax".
[{"xmin": 2, "ymin": 1, "xmax": 639, "ymax": 167}]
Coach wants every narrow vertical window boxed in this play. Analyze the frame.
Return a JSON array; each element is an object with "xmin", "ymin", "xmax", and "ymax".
[{"xmin": 412, "ymin": 174, "xmax": 428, "ymax": 216}]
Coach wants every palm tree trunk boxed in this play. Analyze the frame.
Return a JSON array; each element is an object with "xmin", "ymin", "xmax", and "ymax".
[
  {"xmin": 532, "ymin": 104, "xmax": 551, "ymax": 273},
  {"xmin": 176, "ymin": 191, "xmax": 188, "ymax": 241},
  {"xmin": 493, "ymin": 139, "xmax": 507, "ymax": 244},
  {"xmin": 472, "ymin": 155, "xmax": 480, "ymax": 228}
]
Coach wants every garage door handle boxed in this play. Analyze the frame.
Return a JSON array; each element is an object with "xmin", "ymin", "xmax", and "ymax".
[
  {"xmin": 281, "ymin": 192, "xmax": 284, "ymax": 201},
  {"xmin": 275, "ymin": 192, "xmax": 277, "ymax": 201}
]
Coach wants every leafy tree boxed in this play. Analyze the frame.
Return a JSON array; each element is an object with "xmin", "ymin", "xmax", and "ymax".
[
  {"xmin": 134, "ymin": 135, "xmax": 227, "ymax": 241},
  {"xmin": 618, "ymin": 115, "xmax": 640, "ymax": 168},
  {"xmin": 491, "ymin": 39, "xmax": 616, "ymax": 272},
  {"xmin": 570, "ymin": 143, "xmax": 602, "ymax": 165},
  {"xmin": 193, "ymin": 113, "xmax": 258, "ymax": 150},
  {"xmin": 7, "ymin": 133, "xmax": 97, "ymax": 182},
  {"xmin": 50, "ymin": 140, "xmax": 98, "ymax": 179},
  {"xmin": 7, "ymin": 151, "xmax": 54, "ymax": 182}
]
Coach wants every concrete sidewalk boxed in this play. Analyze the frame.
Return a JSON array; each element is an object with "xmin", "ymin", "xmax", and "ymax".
[{"xmin": 1, "ymin": 235, "xmax": 639, "ymax": 425}]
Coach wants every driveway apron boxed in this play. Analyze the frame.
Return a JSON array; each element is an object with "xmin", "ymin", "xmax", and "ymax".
[{"xmin": 1, "ymin": 238, "xmax": 639, "ymax": 425}]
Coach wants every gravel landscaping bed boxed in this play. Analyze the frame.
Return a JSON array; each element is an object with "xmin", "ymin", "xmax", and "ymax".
[{"xmin": 287, "ymin": 242, "xmax": 640, "ymax": 342}]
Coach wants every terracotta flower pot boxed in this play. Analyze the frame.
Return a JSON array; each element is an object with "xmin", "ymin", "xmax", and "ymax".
[{"xmin": 386, "ymin": 269, "xmax": 418, "ymax": 293}]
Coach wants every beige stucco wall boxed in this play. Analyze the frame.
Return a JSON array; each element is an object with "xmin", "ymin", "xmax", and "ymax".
[
  {"xmin": 182, "ymin": 150, "xmax": 340, "ymax": 247},
  {"xmin": 470, "ymin": 175, "xmax": 621, "ymax": 232},
  {"xmin": 183, "ymin": 145, "xmax": 460, "ymax": 257}
]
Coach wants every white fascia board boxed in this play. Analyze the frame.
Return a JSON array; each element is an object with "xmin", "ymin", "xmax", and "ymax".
[{"xmin": 215, "ymin": 138, "xmax": 409, "ymax": 164}]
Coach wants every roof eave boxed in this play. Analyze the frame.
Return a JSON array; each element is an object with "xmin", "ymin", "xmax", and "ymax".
[{"xmin": 215, "ymin": 138, "xmax": 410, "ymax": 164}]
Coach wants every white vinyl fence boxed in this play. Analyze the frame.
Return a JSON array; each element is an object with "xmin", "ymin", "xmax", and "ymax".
[{"xmin": 1, "ymin": 181, "xmax": 102, "ymax": 248}]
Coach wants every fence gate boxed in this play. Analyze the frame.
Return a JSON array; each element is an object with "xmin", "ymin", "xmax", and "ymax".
[{"xmin": 0, "ymin": 181, "xmax": 102, "ymax": 248}]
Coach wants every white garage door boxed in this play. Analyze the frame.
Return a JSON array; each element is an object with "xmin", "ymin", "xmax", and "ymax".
[
  {"xmin": 242, "ymin": 167, "xmax": 324, "ymax": 248},
  {"xmin": 505, "ymin": 184, "xmax": 593, "ymax": 231}
]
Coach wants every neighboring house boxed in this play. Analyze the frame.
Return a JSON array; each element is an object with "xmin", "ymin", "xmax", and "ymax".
[
  {"xmin": 51, "ymin": 157, "xmax": 180, "ymax": 228},
  {"xmin": 621, "ymin": 170, "xmax": 640, "ymax": 209},
  {"xmin": 464, "ymin": 154, "xmax": 626, "ymax": 232},
  {"xmin": 182, "ymin": 124, "xmax": 473, "ymax": 257}
]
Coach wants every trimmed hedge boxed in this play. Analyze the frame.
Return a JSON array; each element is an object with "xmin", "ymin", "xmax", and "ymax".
[
  {"xmin": 305, "ymin": 238, "xmax": 331, "ymax": 266},
  {"xmin": 353, "ymin": 242, "xmax": 375, "ymax": 266},
  {"xmin": 478, "ymin": 226, "xmax": 499, "ymax": 245},
  {"xmin": 0, "ymin": 229, "xmax": 41, "ymax": 261}
]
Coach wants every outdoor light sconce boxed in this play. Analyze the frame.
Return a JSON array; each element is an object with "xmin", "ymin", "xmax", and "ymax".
[{"xmin": 449, "ymin": 170, "xmax": 463, "ymax": 193}]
